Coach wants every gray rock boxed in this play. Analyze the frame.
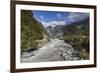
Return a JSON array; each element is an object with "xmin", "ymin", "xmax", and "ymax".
[{"xmin": 21, "ymin": 39, "xmax": 80, "ymax": 63}]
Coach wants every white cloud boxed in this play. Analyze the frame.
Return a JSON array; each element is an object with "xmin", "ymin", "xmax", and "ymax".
[
  {"xmin": 41, "ymin": 21, "xmax": 51, "ymax": 27},
  {"xmin": 40, "ymin": 15, "xmax": 44, "ymax": 20},
  {"xmin": 51, "ymin": 21, "xmax": 66, "ymax": 25},
  {"xmin": 41, "ymin": 20, "xmax": 66, "ymax": 27},
  {"xmin": 68, "ymin": 13, "xmax": 79, "ymax": 19}
]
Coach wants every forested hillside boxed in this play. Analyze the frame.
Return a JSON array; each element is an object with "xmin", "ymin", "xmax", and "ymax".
[
  {"xmin": 63, "ymin": 18, "xmax": 89, "ymax": 59},
  {"xmin": 21, "ymin": 10, "xmax": 46, "ymax": 51}
]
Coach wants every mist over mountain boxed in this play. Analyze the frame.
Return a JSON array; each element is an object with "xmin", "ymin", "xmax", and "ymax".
[{"xmin": 46, "ymin": 17, "xmax": 89, "ymax": 38}]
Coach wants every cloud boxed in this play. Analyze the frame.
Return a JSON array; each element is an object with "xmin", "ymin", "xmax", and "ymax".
[
  {"xmin": 50, "ymin": 21, "xmax": 66, "ymax": 25},
  {"xmin": 40, "ymin": 15, "xmax": 44, "ymax": 20},
  {"xmin": 41, "ymin": 20, "xmax": 66, "ymax": 27},
  {"xmin": 41, "ymin": 21, "xmax": 51, "ymax": 27},
  {"xmin": 67, "ymin": 13, "xmax": 89, "ymax": 22},
  {"xmin": 56, "ymin": 14, "xmax": 62, "ymax": 19}
]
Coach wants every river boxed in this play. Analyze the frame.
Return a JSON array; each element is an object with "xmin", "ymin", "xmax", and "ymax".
[{"xmin": 21, "ymin": 38, "xmax": 80, "ymax": 63}]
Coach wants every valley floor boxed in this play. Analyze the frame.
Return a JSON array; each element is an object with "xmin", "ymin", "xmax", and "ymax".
[{"xmin": 21, "ymin": 39, "xmax": 80, "ymax": 63}]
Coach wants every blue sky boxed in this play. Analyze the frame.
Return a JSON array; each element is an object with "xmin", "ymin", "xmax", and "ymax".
[{"xmin": 32, "ymin": 10, "xmax": 89, "ymax": 27}]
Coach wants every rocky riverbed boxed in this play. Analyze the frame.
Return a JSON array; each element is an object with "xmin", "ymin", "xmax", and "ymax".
[{"xmin": 21, "ymin": 39, "xmax": 80, "ymax": 63}]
